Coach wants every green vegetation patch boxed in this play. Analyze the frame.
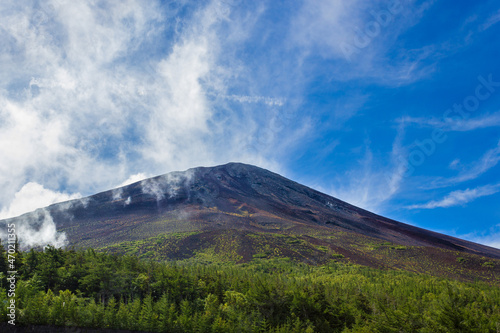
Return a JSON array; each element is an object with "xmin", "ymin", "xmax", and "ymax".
[
  {"xmin": 100, "ymin": 231, "xmax": 201, "ymax": 260},
  {"xmin": 482, "ymin": 261, "xmax": 495, "ymax": 268}
]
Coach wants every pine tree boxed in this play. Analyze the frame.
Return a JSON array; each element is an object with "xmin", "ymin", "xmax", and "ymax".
[
  {"xmin": 156, "ymin": 293, "xmax": 176, "ymax": 332},
  {"xmin": 140, "ymin": 294, "xmax": 158, "ymax": 331},
  {"xmin": 103, "ymin": 296, "xmax": 118, "ymax": 329},
  {"xmin": 128, "ymin": 298, "xmax": 142, "ymax": 331},
  {"xmin": 22, "ymin": 248, "xmax": 39, "ymax": 279},
  {"xmin": 115, "ymin": 298, "xmax": 130, "ymax": 330}
]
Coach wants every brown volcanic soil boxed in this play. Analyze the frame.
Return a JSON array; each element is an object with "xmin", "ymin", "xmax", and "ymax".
[{"xmin": 3, "ymin": 162, "xmax": 500, "ymax": 282}]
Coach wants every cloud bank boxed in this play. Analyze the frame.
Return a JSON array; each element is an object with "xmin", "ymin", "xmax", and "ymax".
[
  {"xmin": 407, "ymin": 183, "xmax": 500, "ymax": 209},
  {"xmin": 0, "ymin": 182, "xmax": 81, "ymax": 220}
]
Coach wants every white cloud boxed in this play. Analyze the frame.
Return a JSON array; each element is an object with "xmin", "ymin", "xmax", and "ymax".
[
  {"xmin": 0, "ymin": 182, "xmax": 81, "ymax": 220},
  {"xmin": 407, "ymin": 183, "xmax": 500, "ymax": 209},
  {"xmin": 480, "ymin": 9, "xmax": 500, "ymax": 31},
  {"xmin": 0, "ymin": 208, "xmax": 68, "ymax": 250},
  {"xmin": 139, "ymin": 170, "xmax": 193, "ymax": 204},
  {"xmin": 16, "ymin": 209, "xmax": 68, "ymax": 249},
  {"xmin": 449, "ymin": 158, "xmax": 461, "ymax": 170},
  {"xmin": 447, "ymin": 140, "xmax": 500, "ymax": 181},
  {"xmin": 216, "ymin": 94, "xmax": 285, "ymax": 106},
  {"xmin": 327, "ymin": 127, "xmax": 406, "ymax": 213},
  {"xmin": 291, "ymin": 0, "xmax": 363, "ymax": 58},
  {"xmin": 424, "ymin": 140, "xmax": 500, "ymax": 188},
  {"xmin": 0, "ymin": 0, "xmax": 167, "ymax": 209},
  {"xmin": 470, "ymin": 235, "xmax": 500, "ymax": 249},
  {"xmin": 399, "ymin": 112, "xmax": 500, "ymax": 131},
  {"xmin": 290, "ymin": 0, "xmax": 437, "ymax": 84},
  {"xmin": 0, "ymin": 0, "xmax": 292, "ymax": 221},
  {"xmin": 457, "ymin": 224, "xmax": 500, "ymax": 249},
  {"xmin": 119, "ymin": 173, "xmax": 149, "ymax": 187}
]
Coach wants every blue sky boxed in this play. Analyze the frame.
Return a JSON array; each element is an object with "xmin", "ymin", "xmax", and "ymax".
[{"xmin": 0, "ymin": 0, "xmax": 499, "ymax": 248}]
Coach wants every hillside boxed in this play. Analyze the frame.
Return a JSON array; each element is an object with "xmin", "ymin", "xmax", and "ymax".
[{"xmin": 2, "ymin": 162, "xmax": 499, "ymax": 283}]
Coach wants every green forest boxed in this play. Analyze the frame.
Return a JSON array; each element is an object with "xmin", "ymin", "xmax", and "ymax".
[{"xmin": 1, "ymin": 242, "xmax": 499, "ymax": 333}]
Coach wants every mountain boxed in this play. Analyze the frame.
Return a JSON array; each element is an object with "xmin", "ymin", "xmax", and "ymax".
[{"xmin": 2, "ymin": 162, "xmax": 500, "ymax": 283}]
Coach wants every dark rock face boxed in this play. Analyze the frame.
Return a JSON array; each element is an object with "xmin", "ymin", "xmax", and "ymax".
[{"xmin": 2, "ymin": 162, "xmax": 500, "ymax": 263}]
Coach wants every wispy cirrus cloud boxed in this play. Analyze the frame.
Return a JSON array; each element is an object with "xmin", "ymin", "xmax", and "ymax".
[
  {"xmin": 399, "ymin": 112, "xmax": 500, "ymax": 131},
  {"xmin": 418, "ymin": 140, "xmax": 500, "ymax": 189},
  {"xmin": 215, "ymin": 94, "xmax": 285, "ymax": 106},
  {"xmin": 480, "ymin": 9, "xmax": 500, "ymax": 31},
  {"xmin": 327, "ymin": 126, "xmax": 407, "ymax": 213},
  {"xmin": 290, "ymin": 0, "xmax": 437, "ymax": 84},
  {"xmin": 407, "ymin": 183, "xmax": 500, "ymax": 209}
]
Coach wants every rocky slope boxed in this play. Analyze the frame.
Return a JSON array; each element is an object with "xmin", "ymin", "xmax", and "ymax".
[{"xmin": 2, "ymin": 162, "xmax": 499, "ymax": 282}]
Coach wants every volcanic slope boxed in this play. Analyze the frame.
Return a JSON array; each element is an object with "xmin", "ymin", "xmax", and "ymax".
[{"xmin": 3, "ymin": 162, "xmax": 500, "ymax": 282}]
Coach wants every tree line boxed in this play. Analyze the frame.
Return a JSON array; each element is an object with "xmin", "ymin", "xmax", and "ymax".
[{"xmin": 0, "ymin": 241, "xmax": 499, "ymax": 332}]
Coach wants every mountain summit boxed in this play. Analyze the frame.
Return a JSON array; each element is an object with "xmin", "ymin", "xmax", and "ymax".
[{"xmin": 3, "ymin": 162, "xmax": 500, "ymax": 282}]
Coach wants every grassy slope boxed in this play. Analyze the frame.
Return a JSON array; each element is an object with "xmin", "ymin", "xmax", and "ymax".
[
  {"xmin": 98, "ymin": 228, "xmax": 500, "ymax": 284},
  {"xmin": 57, "ymin": 203, "xmax": 499, "ymax": 284}
]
